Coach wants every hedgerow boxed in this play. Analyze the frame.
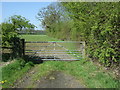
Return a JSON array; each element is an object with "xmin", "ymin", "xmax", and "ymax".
[{"xmin": 38, "ymin": 2, "xmax": 119, "ymax": 67}]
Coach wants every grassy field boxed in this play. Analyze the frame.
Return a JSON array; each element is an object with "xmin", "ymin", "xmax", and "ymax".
[
  {"xmin": 21, "ymin": 35, "xmax": 82, "ymax": 59},
  {"xmin": 20, "ymin": 34, "xmax": 80, "ymax": 51},
  {"xmin": 1, "ymin": 35, "xmax": 119, "ymax": 88},
  {"xmin": 20, "ymin": 35, "xmax": 60, "ymax": 41},
  {"xmin": 20, "ymin": 35, "xmax": 119, "ymax": 88}
]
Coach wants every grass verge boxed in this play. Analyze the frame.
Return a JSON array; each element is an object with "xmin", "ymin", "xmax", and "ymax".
[
  {"xmin": 26, "ymin": 60, "xmax": 119, "ymax": 88},
  {"xmin": 1, "ymin": 58, "xmax": 34, "ymax": 88}
]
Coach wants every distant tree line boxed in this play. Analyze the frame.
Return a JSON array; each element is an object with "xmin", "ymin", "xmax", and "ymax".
[
  {"xmin": 18, "ymin": 30, "xmax": 46, "ymax": 35},
  {"xmin": 37, "ymin": 2, "xmax": 119, "ymax": 67}
]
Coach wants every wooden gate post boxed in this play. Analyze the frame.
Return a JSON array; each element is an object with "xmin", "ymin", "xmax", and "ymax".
[
  {"xmin": 82, "ymin": 41, "xmax": 85, "ymax": 59},
  {"xmin": 12, "ymin": 38, "xmax": 19, "ymax": 58},
  {"xmin": 11, "ymin": 38, "xmax": 25, "ymax": 58},
  {"xmin": 21, "ymin": 39, "xmax": 25, "ymax": 57}
]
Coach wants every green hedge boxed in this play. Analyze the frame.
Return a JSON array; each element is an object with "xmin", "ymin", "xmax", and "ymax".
[{"xmin": 43, "ymin": 2, "xmax": 119, "ymax": 67}]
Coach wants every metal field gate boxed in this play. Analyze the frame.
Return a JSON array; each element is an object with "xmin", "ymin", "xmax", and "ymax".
[{"xmin": 25, "ymin": 41, "xmax": 85, "ymax": 61}]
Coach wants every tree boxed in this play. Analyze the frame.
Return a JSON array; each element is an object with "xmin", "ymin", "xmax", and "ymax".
[
  {"xmin": 37, "ymin": 3, "xmax": 61, "ymax": 29},
  {"xmin": 37, "ymin": 3, "xmax": 74, "ymax": 40},
  {"xmin": 2, "ymin": 15, "xmax": 36, "ymax": 46},
  {"xmin": 9, "ymin": 15, "xmax": 36, "ymax": 32}
]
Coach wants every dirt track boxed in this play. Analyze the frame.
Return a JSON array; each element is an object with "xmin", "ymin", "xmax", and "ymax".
[
  {"xmin": 13, "ymin": 69, "xmax": 84, "ymax": 88},
  {"xmin": 12, "ymin": 42, "xmax": 84, "ymax": 88},
  {"xmin": 36, "ymin": 71, "xmax": 83, "ymax": 88}
]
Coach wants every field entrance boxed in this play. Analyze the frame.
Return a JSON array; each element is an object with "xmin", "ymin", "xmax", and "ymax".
[{"xmin": 25, "ymin": 41, "xmax": 85, "ymax": 61}]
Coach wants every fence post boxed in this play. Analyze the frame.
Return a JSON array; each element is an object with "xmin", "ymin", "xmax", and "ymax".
[
  {"xmin": 12, "ymin": 38, "xmax": 25, "ymax": 58},
  {"xmin": 53, "ymin": 42, "xmax": 56, "ymax": 60},
  {"xmin": 82, "ymin": 41, "xmax": 85, "ymax": 59},
  {"xmin": 12, "ymin": 37, "xmax": 20, "ymax": 58},
  {"xmin": 21, "ymin": 39, "xmax": 25, "ymax": 57}
]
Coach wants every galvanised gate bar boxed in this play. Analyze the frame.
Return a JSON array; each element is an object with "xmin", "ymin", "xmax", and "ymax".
[{"xmin": 25, "ymin": 41, "xmax": 85, "ymax": 61}]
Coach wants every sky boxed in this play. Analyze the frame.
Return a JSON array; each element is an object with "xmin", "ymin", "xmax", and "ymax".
[
  {"xmin": 1, "ymin": 2, "xmax": 54, "ymax": 30},
  {"xmin": 1, "ymin": 0, "xmax": 118, "ymax": 30}
]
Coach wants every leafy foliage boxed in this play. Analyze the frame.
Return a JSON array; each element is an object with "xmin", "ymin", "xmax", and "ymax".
[
  {"xmin": 1, "ymin": 15, "xmax": 36, "ymax": 46},
  {"xmin": 1, "ymin": 22, "xmax": 17, "ymax": 46},
  {"xmin": 9, "ymin": 15, "xmax": 36, "ymax": 32},
  {"xmin": 62, "ymin": 2, "xmax": 120, "ymax": 67},
  {"xmin": 37, "ymin": 3, "xmax": 73, "ymax": 40},
  {"xmin": 38, "ymin": 2, "xmax": 119, "ymax": 67}
]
